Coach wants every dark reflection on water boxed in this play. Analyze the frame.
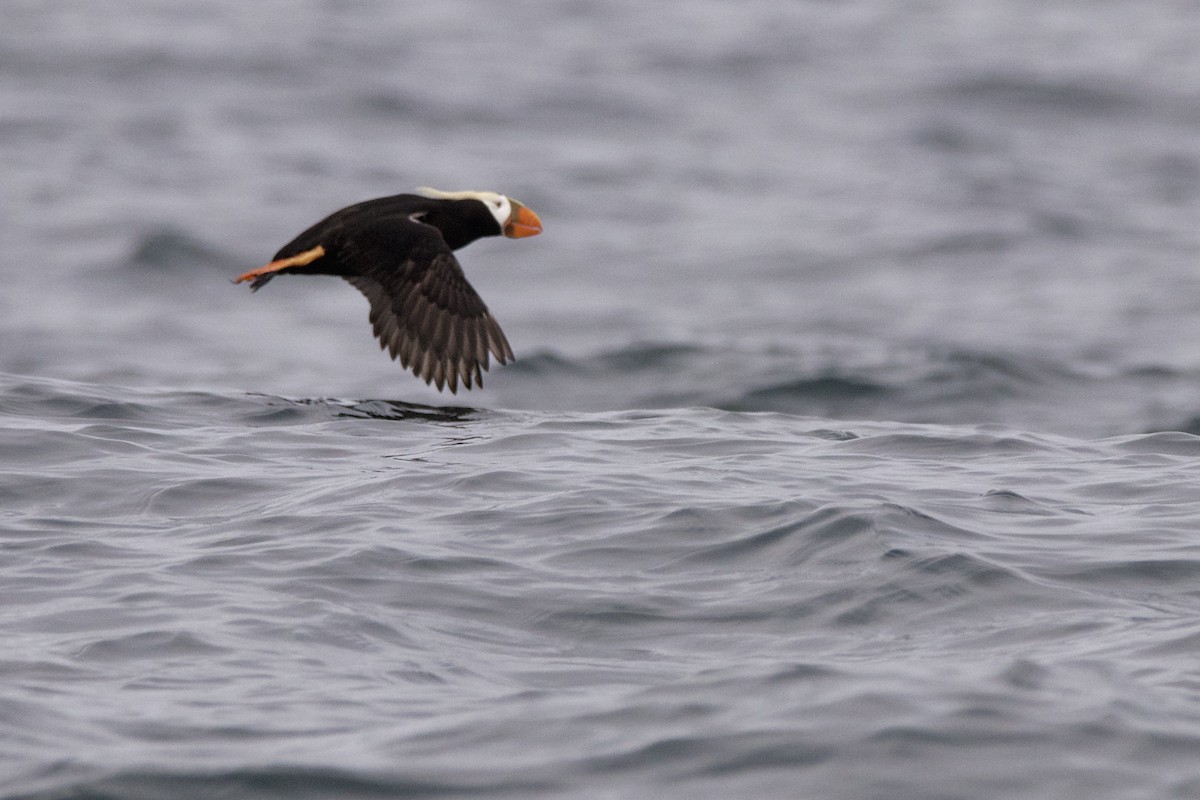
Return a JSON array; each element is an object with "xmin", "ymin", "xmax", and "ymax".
[{"xmin": 268, "ymin": 396, "xmax": 480, "ymax": 424}]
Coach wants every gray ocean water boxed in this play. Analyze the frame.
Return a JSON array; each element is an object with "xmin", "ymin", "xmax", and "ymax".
[{"xmin": 5, "ymin": 1, "xmax": 1200, "ymax": 798}]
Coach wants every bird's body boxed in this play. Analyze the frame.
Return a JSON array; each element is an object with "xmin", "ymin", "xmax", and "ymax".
[{"xmin": 235, "ymin": 188, "xmax": 542, "ymax": 393}]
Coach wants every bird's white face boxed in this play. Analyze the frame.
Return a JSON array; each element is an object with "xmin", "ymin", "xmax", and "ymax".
[{"xmin": 478, "ymin": 193, "xmax": 513, "ymax": 231}]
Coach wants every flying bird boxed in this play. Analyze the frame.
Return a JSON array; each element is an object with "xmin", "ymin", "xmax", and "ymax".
[{"xmin": 234, "ymin": 187, "xmax": 542, "ymax": 393}]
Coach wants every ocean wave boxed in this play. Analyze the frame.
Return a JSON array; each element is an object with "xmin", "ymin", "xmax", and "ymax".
[
  {"xmin": 498, "ymin": 341, "xmax": 1117, "ymax": 429},
  {"xmin": 938, "ymin": 73, "xmax": 1147, "ymax": 118},
  {"xmin": 4, "ymin": 765, "xmax": 557, "ymax": 800},
  {"xmin": 6, "ymin": 371, "xmax": 1200, "ymax": 798}
]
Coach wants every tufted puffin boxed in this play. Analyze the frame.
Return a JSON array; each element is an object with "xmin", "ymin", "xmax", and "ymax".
[{"xmin": 234, "ymin": 187, "xmax": 542, "ymax": 393}]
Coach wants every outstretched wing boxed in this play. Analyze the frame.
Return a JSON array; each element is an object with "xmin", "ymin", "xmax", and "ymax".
[{"xmin": 340, "ymin": 217, "xmax": 514, "ymax": 393}]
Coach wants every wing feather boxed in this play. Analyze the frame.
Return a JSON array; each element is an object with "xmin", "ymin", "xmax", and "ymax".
[{"xmin": 343, "ymin": 218, "xmax": 513, "ymax": 393}]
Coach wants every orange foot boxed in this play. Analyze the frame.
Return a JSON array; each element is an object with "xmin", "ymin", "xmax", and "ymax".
[{"xmin": 234, "ymin": 245, "xmax": 326, "ymax": 286}]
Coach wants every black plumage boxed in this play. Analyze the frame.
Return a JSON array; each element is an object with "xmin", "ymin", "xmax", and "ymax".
[{"xmin": 235, "ymin": 190, "xmax": 541, "ymax": 393}]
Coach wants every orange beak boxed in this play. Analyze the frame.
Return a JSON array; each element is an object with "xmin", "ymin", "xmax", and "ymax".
[{"xmin": 503, "ymin": 200, "xmax": 542, "ymax": 238}]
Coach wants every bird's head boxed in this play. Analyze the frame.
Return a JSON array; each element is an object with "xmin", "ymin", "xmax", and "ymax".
[{"xmin": 416, "ymin": 187, "xmax": 542, "ymax": 239}]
